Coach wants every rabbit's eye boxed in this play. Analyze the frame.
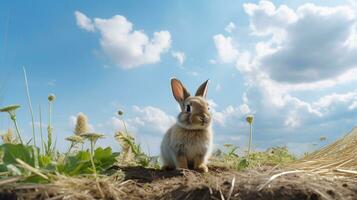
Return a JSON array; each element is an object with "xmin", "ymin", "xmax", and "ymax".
[{"xmin": 186, "ymin": 105, "xmax": 191, "ymax": 112}]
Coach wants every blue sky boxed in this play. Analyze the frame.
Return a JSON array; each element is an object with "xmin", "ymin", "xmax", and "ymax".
[{"xmin": 1, "ymin": 0, "xmax": 357, "ymax": 155}]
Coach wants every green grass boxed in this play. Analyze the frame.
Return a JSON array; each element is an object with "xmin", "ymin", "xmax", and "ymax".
[
  {"xmin": 0, "ymin": 73, "xmax": 296, "ymax": 185},
  {"xmin": 210, "ymin": 145, "xmax": 296, "ymax": 171}
]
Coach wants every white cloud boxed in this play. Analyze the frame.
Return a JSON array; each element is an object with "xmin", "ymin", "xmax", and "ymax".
[
  {"xmin": 132, "ymin": 106, "xmax": 176, "ymax": 134},
  {"xmin": 211, "ymin": 1, "xmax": 357, "ymax": 153},
  {"xmin": 243, "ymin": 0, "xmax": 297, "ymax": 37},
  {"xmin": 110, "ymin": 116, "xmax": 139, "ymax": 133},
  {"xmin": 109, "ymin": 106, "xmax": 176, "ymax": 135},
  {"xmin": 349, "ymin": 101, "xmax": 357, "ymax": 110},
  {"xmin": 213, "ymin": 34, "xmax": 239, "ymax": 63},
  {"xmin": 225, "ymin": 22, "xmax": 236, "ymax": 33},
  {"xmin": 210, "ymin": 95, "xmax": 251, "ymax": 127},
  {"xmin": 284, "ymin": 115, "xmax": 300, "ymax": 128},
  {"xmin": 243, "ymin": 1, "xmax": 357, "ymax": 83},
  {"xmin": 171, "ymin": 51, "xmax": 185, "ymax": 65},
  {"xmin": 313, "ymin": 92, "xmax": 357, "ymax": 108},
  {"xmin": 75, "ymin": 11, "xmax": 172, "ymax": 69},
  {"xmin": 212, "ymin": 105, "xmax": 238, "ymax": 127},
  {"xmin": 74, "ymin": 11, "xmax": 95, "ymax": 32}
]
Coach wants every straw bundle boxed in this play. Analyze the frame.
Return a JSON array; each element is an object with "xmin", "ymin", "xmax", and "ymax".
[{"xmin": 289, "ymin": 127, "xmax": 357, "ymax": 177}]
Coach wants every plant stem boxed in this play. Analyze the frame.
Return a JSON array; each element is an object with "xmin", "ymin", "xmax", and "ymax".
[
  {"xmin": 23, "ymin": 67, "xmax": 36, "ymax": 147},
  {"xmin": 11, "ymin": 115, "xmax": 23, "ymax": 144},
  {"xmin": 39, "ymin": 104, "xmax": 45, "ymax": 154},
  {"xmin": 89, "ymin": 140, "xmax": 97, "ymax": 175},
  {"xmin": 120, "ymin": 116, "xmax": 128, "ymax": 134},
  {"xmin": 47, "ymin": 101, "xmax": 53, "ymax": 155},
  {"xmin": 247, "ymin": 123, "xmax": 253, "ymax": 158},
  {"xmin": 64, "ymin": 143, "xmax": 74, "ymax": 160}
]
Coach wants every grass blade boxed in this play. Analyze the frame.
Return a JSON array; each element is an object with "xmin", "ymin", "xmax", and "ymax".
[{"xmin": 23, "ymin": 67, "xmax": 36, "ymax": 147}]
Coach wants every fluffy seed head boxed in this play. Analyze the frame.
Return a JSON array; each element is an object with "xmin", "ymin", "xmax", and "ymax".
[
  {"xmin": 74, "ymin": 113, "xmax": 89, "ymax": 136},
  {"xmin": 1, "ymin": 129, "xmax": 14, "ymax": 144}
]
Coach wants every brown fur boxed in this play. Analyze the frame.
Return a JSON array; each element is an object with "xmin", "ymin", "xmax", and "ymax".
[{"xmin": 160, "ymin": 78, "xmax": 213, "ymax": 172}]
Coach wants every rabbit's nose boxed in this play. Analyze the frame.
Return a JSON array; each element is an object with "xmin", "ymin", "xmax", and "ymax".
[{"xmin": 200, "ymin": 114, "xmax": 210, "ymax": 123}]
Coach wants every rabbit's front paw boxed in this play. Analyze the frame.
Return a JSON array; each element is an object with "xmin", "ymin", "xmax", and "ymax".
[{"xmin": 196, "ymin": 164, "xmax": 208, "ymax": 173}]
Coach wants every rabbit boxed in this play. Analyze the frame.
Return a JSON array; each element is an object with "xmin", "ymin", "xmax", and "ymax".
[{"xmin": 160, "ymin": 78, "xmax": 213, "ymax": 172}]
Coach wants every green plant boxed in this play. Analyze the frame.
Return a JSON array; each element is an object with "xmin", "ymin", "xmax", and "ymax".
[
  {"xmin": 46, "ymin": 94, "xmax": 56, "ymax": 156},
  {"xmin": 246, "ymin": 115, "xmax": 254, "ymax": 157},
  {"xmin": 0, "ymin": 105, "xmax": 23, "ymax": 144},
  {"xmin": 115, "ymin": 131, "xmax": 150, "ymax": 167},
  {"xmin": 39, "ymin": 104, "xmax": 45, "ymax": 153},
  {"xmin": 211, "ymin": 145, "xmax": 295, "ymax": 171},
  {"xmin": 64, "ymin": 135, "xmax": 84, "ymax": 157},
  {"xmin": 58, "ymin": 147, "xmax": 118, "ymax": 176},
  {"xmin": 81, "ymin": 133, "xmax": 105, "ymax": 175}
]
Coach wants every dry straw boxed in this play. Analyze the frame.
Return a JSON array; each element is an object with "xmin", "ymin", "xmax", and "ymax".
[
  {"xmin": 260, "ymin": 126, "xmax": 357, "ymax": 191},
  {"xmin": 289, "ymin": 127, "xmax": 357, "ymax": 176}
]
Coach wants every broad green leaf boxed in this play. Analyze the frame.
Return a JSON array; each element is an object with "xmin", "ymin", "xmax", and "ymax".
[{"xmin": 0, "ymin": 144, "xmax": 36, "ymax": 172}]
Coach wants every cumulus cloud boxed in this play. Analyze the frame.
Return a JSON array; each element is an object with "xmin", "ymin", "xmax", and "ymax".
[
  {"xmin": 209, "ymin": 95, "xmax": 251, "ymax": 127},
  {"xmin": 243, "ymin": 1, "xmax": 297, "ymax": 37},
  {"xmin": 225, "ymin": 22, "xmax": 236, "ymax": 33},
  {"xmin": 211, "ymin": 1, "xmax": 357, "ymax": 152},
  {"xmin": 75, "ymin": 11, "xmax": 172, "ymax": 69},
  {"xmin": 132, "ymin": 106, "xmax": 176, "ymax": 133},
  {"xmin": 74, "ymin": 11, "xmax": 95, "ymax": 32},
  {"xmin": 213, "ymin": 34, "xmax": 239, "ymax": 63},
  {"xmin": 244, "ymin": 1, "xmax": 357, "ymax": 83},
  {"xmin": 109, "ymin": 106, "xmax": 175, "ymax": 135},
  {"xmin": 171, "ymin": 51, "xmax": 185, "ymax": 65}
]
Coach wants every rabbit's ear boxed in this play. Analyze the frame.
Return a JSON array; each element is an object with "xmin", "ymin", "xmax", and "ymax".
[
  {"xmin": 195, "ymin": 79, "xmax": 209, "ymax": 98},
  {"xmin": 171, "ymin": 78, "xmax": 190, "ymax": 103}
]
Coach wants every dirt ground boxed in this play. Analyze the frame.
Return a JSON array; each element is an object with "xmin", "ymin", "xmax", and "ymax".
[
  {"xmin": 117, "ymin": 166, "xmax": 357, "ymax": 200},
  {"xmin": 1, "ymin": 165, "xmax": 357, "ymax": 200}
]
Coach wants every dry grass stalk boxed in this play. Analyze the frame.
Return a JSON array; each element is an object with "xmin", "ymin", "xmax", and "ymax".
[
  {"xmin": 15, "ymin": 158, "xmax": 48, "ymax": 180},
  {"xmin": 115, "ymin": 131, "xmax": 134, "ymax": 163},
  {"xmin": 287, "ymin": 127, "xmax": 357, "ymax": 177}
]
